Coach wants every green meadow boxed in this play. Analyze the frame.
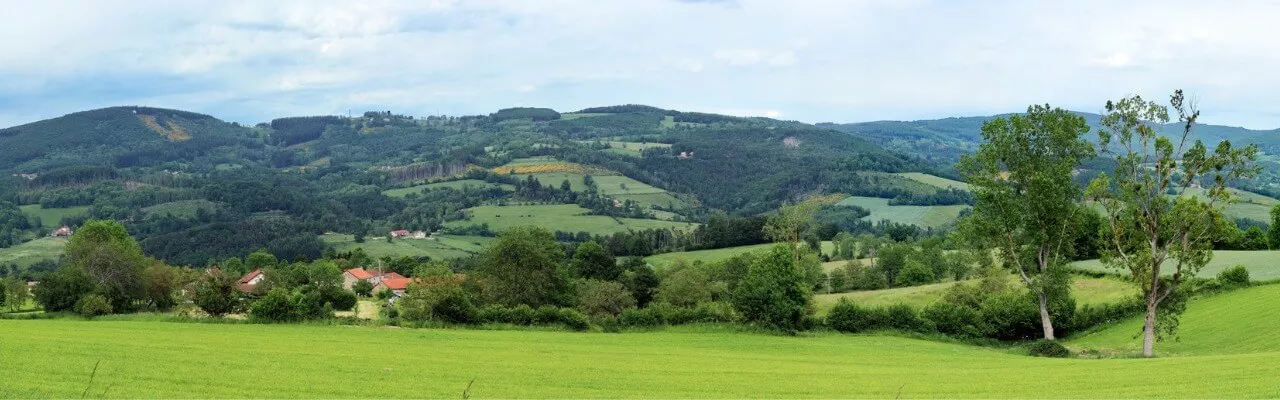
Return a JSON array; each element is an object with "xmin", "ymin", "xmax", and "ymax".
[
  {"xmin": 447, "ymin": 204, "xmax": 697, "ymax": 236},
  {"xmin": 320, "ymin": 234, "xmax": 494, "ymax": 260},
  {"xmin": 896, "ymin": 172, "xmax": 971, "ymax": 190},
  {"xmin": 1069, "ymin": 284, "xmax": 1280, "ymax": 356},
  {"xmin": 814, "ymin": 277, "xmax": 1136, "ymax": 313},
  {"xmin": 837, "ymin": 196, "xmax": 970, "ymax": 228},
  {"xmin": 1070, "ymin": 250, "xmax": 1280, "ymax": 280},
  {"xmin": 1, "ymin": 319, "xmax": 1277, "ymax": 398},
  {"xmin": 0, "ymin": 237, "xmax": 67, "ymax": 268},
  {"xmin": 382, "ymin": 179, "xmax": 514, "ymax": 198},
  {"xmin": 18, "ymin": 204, "xmax": 89, "ymax": 226}
]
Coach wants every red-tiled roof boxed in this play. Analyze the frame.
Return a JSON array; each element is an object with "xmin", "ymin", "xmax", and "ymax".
[
  {"xmin": 383, "ymin": 272, "xmax": 407, "ymax": 280},
  {"xmin": 380, "ymin": 277, "xmax": 413, "ymax": 290},
  {"xmin": 345, "ymin": 268, "xmax": 374, "ymax": 280},
  {"xmin": 237, "ymin": 269, "xmax": 264, "ymax": 284}
]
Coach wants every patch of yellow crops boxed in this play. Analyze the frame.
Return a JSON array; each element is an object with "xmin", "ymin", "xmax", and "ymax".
[{"xmin": 492, "ymin": 163, "xmax": 604, "ymax": 174}]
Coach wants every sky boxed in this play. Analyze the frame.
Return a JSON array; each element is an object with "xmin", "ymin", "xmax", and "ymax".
[{"xmin": 2, "ymin": 0, "xmax": 1280, "ymax": 129}]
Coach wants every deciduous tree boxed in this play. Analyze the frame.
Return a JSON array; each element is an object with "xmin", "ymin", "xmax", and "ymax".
[
  {"xmin": 1086, "ymin": 90, "xmax": 1258, "ymax": 357},
  {"xmin": 958, "ymin": 104, "xmax": 1094, "ymax": 340}
]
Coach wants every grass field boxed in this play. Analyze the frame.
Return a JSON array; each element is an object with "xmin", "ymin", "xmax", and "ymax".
[
  {"xmin": 446, "ymin": 204, "xmax": 697, "ymax": 236},
  {"xmin": 1180, "ymin": 187, "xmax": 1279, "ymax": 222},
  {"xmin": 645, "ymin": 241, "xmax": 837, "ymax": 270},
  {"xmin": 1070, "ymin": 250, "xmax": 1280, "ymax": 280},
  {"xmin": 1, "ymin": 320, "xmax": 1277, "ymax": 398},
  {"xmin": 18, "ymin": 204, "xmax": 89, "ymax": 226},
  {"xmin": 516, "ymin": 172, "xmax": 689, "ymax": 209},
  {"xmin": 141, "ymin": 199, "xmax": 219, "ymax": 218},
  {"xmin": 320, "ymin": 234, "xmax": 494, "ymax": 260},
  {"xmin": 837, "ymin": 196, "xmax": 969, "ymax": 228},
  {"xmin": 896, "ymin": 172, "xmax": 970, "ymax": 190},
  {"xmin": 580, "ymin": 141, "xmax": 672, "ymax": 157},
  {"xmin": 382, "ymin": 180, "xmax": 513, "ymax": 198},
  {"xmin": 1070, "ymin": 284, "xmax": 1280, "ymax": 356},
  {"xmin": 814, "ymin": 277, "xmax": 1136, "ymax": 313},
  {"xmin": 0, "ymin": 237, "xmax": 66, "ymax": 268}
]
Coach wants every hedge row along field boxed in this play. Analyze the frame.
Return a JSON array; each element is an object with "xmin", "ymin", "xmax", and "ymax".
[{"xmin": 1, "ymin": 320, "xmax": 1278, "ymax": 398}]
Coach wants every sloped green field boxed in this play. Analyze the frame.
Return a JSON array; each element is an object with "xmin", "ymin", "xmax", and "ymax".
[
  {"xmin": 837, "ymin": 196, "xmax": 969, "ymax": 228},
  {"xmin": 1, "ymin": 320, "xmax": 1277, "ymax": 398},
  {"xmin": 1071, "ymin": 250, "xmax": 1280, "ymax": 281},
  {"xmin": 0, "ymin": 237, "xmax": 67, "ymax": 268},
  {"xmin": 447, "ymin": 204, "xmax": 697, "ymax": 236},
  {"xmin": 19, "ymin": 204, "xmax": 89, "ymax": 226},
  {"xmin": 814, "ymin": 277, "xmax": 1136, "ymax": 313},
  {"xmin": 1069, "ymin": 284, "xmax": 1280, "ymax": 356}
]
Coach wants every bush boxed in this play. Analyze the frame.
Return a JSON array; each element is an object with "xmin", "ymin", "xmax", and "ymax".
[
  {"xmin": 321, "ymin": 287, "xmax": 358, "ymax": 311},
  {"xmin": 883, "ymin": 304, "xmax": 933, "ymax": 333},
  {"xmin": 618, "ymin": 307, "xmax": 663, "ymax": 327},
  {"xmin": 1027, "ymin": 339, "xmax": 1070, "ymax": 358},
  {"xmin": 1067, "ymin": 298, "xmax": 1144, "ymax": 334},
  {"xmin": 894, "ymin": 260, "xmax": 936, "ymax": 287},
  {"xmin": 33, "ymin": 266, "xmax": 95, "ymax": 312},
  {"xmin": 577, "ymin": 279, "xmax": 636, "ymax": 318},
  {"xmin": 922, "ymin": 301, "xmax": 982, "ymax": 337},
  {"xmin": 977, "ymin": 292, "xmax": 1041, "ymax": 340},
  {"xmin": 352, "ymin": 280, "xmax": 374, "ymax": 297},
  {"xmin": 826, "ymin": 299, "xmax": 878, "ymax": 333},
  {"xmin": 533, "ymin": 305, "xmax": 563, "ymax": 325},
  {"xmin": 478, "ymin": 304, "xmax": 535, "ymax": 325},
  {"xmin": 1217, "ymin": 265, "xmax": 1250, "ymax": 288},
  {"xmin": 557, "ymin": 308, "xmax": 591, "ymax": 331},
  {"xmin": 432, "ymin": 289, "xmax": 478, "ymax": 324},
  {"xmin": 75, "ymin": 294, "xmax": 113, "ymax": 317},
  {"xmin": 194, "ymin": 272, "xmax": 241, "ymax": 317},
  {"xmin": 250, "ymin": 288, "xmax": 298, "ymax": 322},
  {"xmin": 732, "ymin": 244, "xmax": 811, "ymax": 332}
]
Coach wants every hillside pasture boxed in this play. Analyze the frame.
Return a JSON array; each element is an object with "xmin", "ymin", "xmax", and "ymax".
[
  {"xmin": 18, "ymin": 204, "xmax": 89, "ymax": 226},
  {"xmin": 516, "ymin": 172, "xmax": 689, "ymax": 209},
  {"xmin": 141, "ymin": 200, "xmax": 219, "ymax": 218},
  {"xmin": 1, "ymin": 320, "xmax": 1277, "ymax": 398},
  {"xmin": 382, "ymin": 180, "xmax": 513, "ymax": 198},
  {"xmin": 446, "ymin": 204, "xmax": 696, "ymax": 236},
  {"xmin": 320, "ymin": 234, "xmax": 491, "ymax": 260},
  {"xmin": 837, "ymin": 196, "xmax": 969, "ymax": 228},
  {"xmin": 645, "ymin": 241, "xmax": 836, "ymax": 270},
  {"xmin": 577, "ymin": 141, "xmax": 672, "ymax": 157},
  {"xmin": 1070, "ymin": 284, "xmax": 1280, "ymax": 356},
  {"xmin": 814, "ymin": 277, "xmax": 1136, "ymax": 314},
  {"xmin": 896, "ymin": 172, "xmax": 970, "ymax": 190},
  {"xmin": 0, "ymin": 237, "xmax": 67, "ymax": 268},
  {"xmin": 1070, "ymin": 250, "xmax": 1280, "ymax": 281}
]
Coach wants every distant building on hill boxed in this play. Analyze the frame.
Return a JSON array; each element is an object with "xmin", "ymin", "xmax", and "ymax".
[
  {"xmin": 51, "ymin": 226, "xmax": 73, "ymax": 237},
  {"xmin": 390, "ymin": 229, "xmax": 411, "ymax": 238},
  {"xmin": 236, "ymin": 269, "xmax": 266, "ymax": 293}
]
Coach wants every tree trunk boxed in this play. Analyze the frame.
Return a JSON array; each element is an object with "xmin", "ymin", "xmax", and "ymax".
[
  {"xmin": 1036, "ymin": 289, "xmax": 1056, "ymax": 340},
  {"xmin": 1142, "ymin": 300, "xmax": 1157, "ymax": 357}
]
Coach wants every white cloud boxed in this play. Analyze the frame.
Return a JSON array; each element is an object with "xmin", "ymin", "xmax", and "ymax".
[{"xmin": 1, "ymin": 0, "xmax": 1279, "ymax": 129}]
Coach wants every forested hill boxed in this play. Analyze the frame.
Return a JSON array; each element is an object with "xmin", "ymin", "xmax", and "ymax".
[
  {"xmin": 0, "ymin": 106, "xmax": 262, "ymax": 173},
  {"xmin": 0, "ymin": 104, "xmax": 958, "ymax": 267},
  {"xmin": 821, "ymin": 112, "xmax": 1280, "ymax": 165}
]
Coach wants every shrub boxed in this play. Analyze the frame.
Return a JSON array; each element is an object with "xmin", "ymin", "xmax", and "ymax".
[
  {"xmin": 894, "ymin": 260, "xmax": 935, "ymax": 287},
  {"xmin": 577, "ymin": 279, "xmax": 637, "ymax": 318},
  {"xmin": 250, "ymin": 288, "xmax": 298, "ymax": 322},
  {"xmin": 33, "ymin": 266, "xmax": 95, "ymax": 312},
  {"xmin": 1028, "ymin": 339, "xmax": 1070, "ymax": 358},
  {"xmin": 478, "ymin": 304, "xmax": 536, "ymax": 325},
  {"xmin": 321, "ymin": 287, "xmax": 358, "ymax": 311},
  {"xmin": 557, "ymin": 308, "xmax": 591, "ymax": 331},
  {"xmin": 432, "ymin": 289, "xmax": 478, "ymax": 324},
  {"xmin": 75, "ymin": 294, "xmax": 113, "ymax": 317},
  {"xmin": 827, "ymin": 299, "xmax": 877, "ymax": 333},
  {"xmin": 977, "ymin": 291, "xmax": 1040, "ymax": 340},
  {"xmin": 883, "ymin": 304, "xmax": 933, "ymax": 333},
  {"xmin": 533, "ymin": 305, "xmax": 563, "ymax": 324},
  {"xmin": 618, "ymin": 307, "xmax": 663, "ymax": 327},
  {"xmin": 352, "ymin": 280, "xmax": 373, "ymax": 297},
  {"xmin": 194, "ymin": 272, "xmax": 241, "ymax": 317},
  {"xmin": 732, "ymin": 245, "xmax": 811, "ymax": 332},
  {"xmin": 1217, "ymin": 265, "xmax": 1250, "ymax": 288},
  {"xmin": 1067, "ymin": 298, "xmax": 1144, "ymax": 334},
  {"xmin": 922, "ymin": 301, "xmax": 981, "ymax": 337}
]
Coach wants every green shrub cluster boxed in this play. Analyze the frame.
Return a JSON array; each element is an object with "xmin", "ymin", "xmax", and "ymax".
[
  {"xmin": 615, "ymin": 301, "xmax": 739, "ymax": 327},
  {"xmin": 1027, "ymin": 339, "xmax": 1070, "ymax": 358},
  {"xmin": 476, "ymin": 304, "xmax": 590, "ymax": 331}
]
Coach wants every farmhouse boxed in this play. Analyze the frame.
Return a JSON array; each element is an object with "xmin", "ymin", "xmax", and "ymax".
[
  {"xmin": 236, "ymin": 269, "xmax": 266, "ymax": 293},
  {"xmin": 342, "ymin": 268, "xmax": 406, "ymax": 290},
  {"xmin": 51, "ymin": 226, "xmax": 73, "ymax": 237},
  {"xmin": 372, "ymin": 277, "xmax": 413, "ymax": 297},
  {"xmin": 390, "ymin": 229, "xmax": 411, "ymax": 238}
]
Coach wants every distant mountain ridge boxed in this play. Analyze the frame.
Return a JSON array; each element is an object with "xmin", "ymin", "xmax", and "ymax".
[{"xmin": 821, "ymin": 111, "xmax": 1280, "ymax": 165}]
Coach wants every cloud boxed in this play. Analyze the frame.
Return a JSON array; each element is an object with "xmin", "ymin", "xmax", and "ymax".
[{"xmin": 1, "ymin": 0, "xmax": 1279, "ymax": 129}]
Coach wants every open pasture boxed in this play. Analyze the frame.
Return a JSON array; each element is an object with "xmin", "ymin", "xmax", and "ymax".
[
  {"xmin": 0, "ymin": 320, "xmax": 1276, "ymax": 398},
  {"xmin": 1070, "ymin": 250, "xmax": 1280, "ymax": 281},
  {"xmin": 837, "ymin": 196, "xmax": 969, "ymax": 228},
  {"xmin": 446, "ymin": 204, "xmax": 696, "ymax": 236}
]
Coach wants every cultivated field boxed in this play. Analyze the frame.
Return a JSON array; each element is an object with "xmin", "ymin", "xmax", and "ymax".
[
  {"xmin": 515, "ymin": 172, "xmax": 689, "ymax": 209},
  {"xmin": 814, "ymin": 277, "xmax": 1136, "ymax": 313},
  {"xmin": 0, "ymin": 237, "xmax": 66, "ymax": 268},
  {"xmin": 1, "ymin": 320, "xmax": 1277, "ymax": 398},
  {"xmin": 1070, "ymin": 250, "xmax": 1280, "ymax": 280},
  {"xmin": 446, "ymin": 204, "xmax": 697, "ymax": 236},
  {"xmin": 837, "ymin": 196, "xmax": 969, "ymax": 228},
  {"xmin": 141, "ymin": 200, "xmax": 219, "ymax": 218},
  {"xmin": 382, "ymin": 180, "xmax": 513, "ymax": 198},
  {"xmin": 1070, "ymin": 283, "xmax": 1280, "ymax": 356},
  {"xmin": 320, "ymin": 234, "xmax": 494, "ymax": 260},
  {"xmin": 18, "ymin": 204, "xmax": 89, "ymax": 226},
  {"xmin": 896, "ymin": 172, "xmax": 970, "ymax": 190},
  {"xmin": 645, "ymin": 241, "xmax": 837, "ymax": 270}
]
